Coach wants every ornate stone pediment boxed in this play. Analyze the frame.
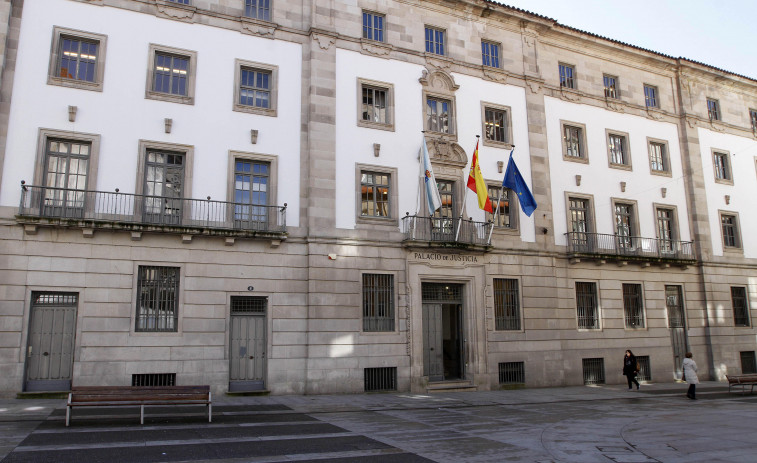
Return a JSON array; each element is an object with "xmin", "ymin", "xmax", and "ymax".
[
  {"xmin": 646, "ymin": 108, "xmax": 664, "ymax": 121},
  {"xmin": 426, "ymin": 137, "xmax": 468, "ymax": 168},
  {"xmin": 156, "ymin": 0, "xmax": 196, "ymax": 22},
  {"xmin": 559, "ymin": 88, "xmax": 581, "ymax": 102},
  {"xmin": 419, "ymin": 69, "xmax": 459, "ymax": 92},
  {"xmin": 361, "ymin": 40, "xmax": 392, "ymax": 57},
  {"xmin": 241, "ymin": 18, "xmax": 277, "ymax": 38},
  {"xmin": 605, "ymin": 99, "xmax": 625, "ymax": 113},
  {"xmin": 483, "ymin": 67, "xmax": 508, "ymax": 84}
]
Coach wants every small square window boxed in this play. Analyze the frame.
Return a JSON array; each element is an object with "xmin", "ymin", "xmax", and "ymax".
[
  {"xmin": 559, "ymin": 63, "xmax": 575, "ymax": 89},
  {"xmin": 47, "ymin": 27, "xmax": 107, "ymax": 92},
  {"xmin": 644, "ymin": 84, "xmax": 658, "ymax": 108},
  {"xmin": 234, "ymin": 60, "xmax": 278, "ymax": 116},
  {"xmin": 561, "ymin": 121, "xmax": 587, "ymax": 161},
  {"xmin": 245, "ymin": 0, "xmax": 271, "ymax": 21},
  {"xmin": 424, "ymin": 26, "xmax": 445, "ymax": 55},
  {"xmin": 481, "ymin": 41, "xmax": 500, "ymax": 68},
  {"xmin": 482, "ymin": 105, "xmax": 510, "ymax": 146},
  {"xmin": 648, "ymin": 139, "xmax": 670, "ymax": 175},
  {"xmin": 713, "ymin": 150, "xmax": 733, "ymax": 183},
  {"xmin": 607, "ymin": 130, "xmax": 630, "ymax": 168},
  {"xmin": 358, "ymin": 79, "xmax": 394, "ymax": 130},
  {"xmin": 362, "ymin": 11, "xmax": 384, "ymax": 42},
  {"xmin": 732, "ymin": 287, "xmax": 750, "ymax": 327},
  {"xmin": 721, "ymin": 212, "xmax": 741, "ymax": 250},
  {"xmin": 707, "ymin": 98, "xmax": 720, "ymax": 121},
  {"xmin": 145, "ymin": 44, "xmax": 197, "ymax": 105},
  {"xmin": 603, "ymin": 75, "xmax": 618, "ymax": 99}
]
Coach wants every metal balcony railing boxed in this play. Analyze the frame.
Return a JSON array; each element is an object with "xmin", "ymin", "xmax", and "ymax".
[
  {"xmin": 18, "ymin": 184, "xmax": 286, "ymax": 234},
  {"xmin": 565, "ymin": 232, "xmax": 694, "ymax": 261},
  {"xmin": 401, "ymin": 215, "xmax": 493, "ymax": 246}
]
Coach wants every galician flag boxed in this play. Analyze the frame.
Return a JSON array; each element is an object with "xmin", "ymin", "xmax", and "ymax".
[
  {"xmin": 420, "ymin": 138, "xmax": 442, "ymax": 213},
  {"xmin": 466, "ymin": 140, "xmax": 493, "ymax": 213},
  {"xmin": 503, "ymin": 150, "xmax": 537, "ymax": 217}
]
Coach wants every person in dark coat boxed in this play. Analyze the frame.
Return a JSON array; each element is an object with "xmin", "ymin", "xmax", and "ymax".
[{"xmin": 623, "ymin": 349, "xmax": 640, "ymax": 390}]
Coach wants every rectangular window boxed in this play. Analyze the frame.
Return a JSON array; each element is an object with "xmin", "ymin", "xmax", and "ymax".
[
  {"xmin": 559, "ymin": 63, "xmax": 575, "ymax": 89},
  {"xmin": 713, "ymin": 151, "xmax": 732, "ymax": 182},
  {"xmin": 143, "ymin": 150, "xmax": 185, "ymax": 225},
  {"xmin": 42, "ymin": 139, "xmax": 91, "ymax": 218},
  {"xmin": 48, "ymin": 27, "xmax": 107, "ymax": 92},
  {"xmin": 608, "ymin": 133, "xmax": 628, "ymax": 166},
  {"xmin": 656, "ymin": 207, "xmax": 676, "ymax": 252},
  {"xmin": 644, "ymin": 85, "xmax": 658, "ymax": 108},
  {"xmin": 362, "ymin": 11, "xmax": 384, "ymax": 42},
  {"xmin": 364, "ymin": 367, "xmax": 396, "ymax": 391},
  {"xmin": 245, "ymin": 0, "xmax": 271, "ymax": 21},
  {"xmin": 603, "ymin": 75, "xmax": 618, "ymax": 99},
  {"xmin": 484, "ymin": 107, "xmax": 508, "ymax": 144},
  {"xmin": 707, "ymin": 98, "xmax": 720, "ymax": 121},
  {"xmin": 481, "ymin": 41, "xmax": 500, "ymax": 68},
  {"xmin": 563, "ymin": 124, "xmax": 584, "ymax": 159},
  {"xmin": 146, "ymin": 44, "xmax": 196, "ymax": 105},
  {"xmin": 721, "ymin": 213, "xmax": 741, "ymax": 249},
  {"xmin": 636, "ymin": 356, "xmax": 651, "ymax": 382},
  {"xmin": 239, "ymin": 67, "xmax": 271, "ymax": 109},
  {"xmin": 732, "ymin": 287, "xmax": 750, "ymax": 327},
  {"xmin": 614, "ymin": 203, "xmax": 635, "ymax": 249},
  {"xmin": 363, "ymin": 274, "xmax": 395, "ymax": 331},
  {"xmin": 424, "ymin": 26, "xmax": 445, "ymax": 55},
  {"xmin": 648, "ymin": 141, "xmax": 669, "ymax": 173},
  {"xmin": 432, "ymin": 180, "xmax": 456, "ymax": 238},
  {"xmin": 234, "ymin": 159, "xmax": 270, "ymax": 229},
  {"xmin": 568, "ymin": 197, "xmax": 592, "ymax": 251},
  {"xmin": 576, "ymin": 282, "xmax": 599, "ymax": 329},
  {"xmin": 740, "ymin": 351, "xmax": 757, "ymax": 374},
  {"xmin": 58, "ymin": 37, "xmax": 98, "ymax": 82},
  {"xmin": 494, "ymin": 279, "xmax": 520, "ymax": 330},
  {"xmin": 487, "ymin": 185, "xmax": 515, "ymax": 228},
  {"xmin": 426, "ymin": 96, "xmax": 452, "ymax": 134},
  {"xmin": 136, "ymin": 266, "xmax": 179, "ymax": 332},
  {"xmin": 750, "ymin": 109, "xmax": 757, "ymax": 132},
  {"xmin": 362, "ymin": 85, "xmax": 387, "ymax": 124},
  {"xmin": 360, "ymin": 171, "xmax": 390, "ymax": 218},
  {"xmin": 582, "ymin": 358, "xmax": 605, "ymax": 385},
  {"xmin": 168, "ymin": 0, "xmax": 190, "ymax": 4},
  {"xmin": 623, "ymin": 283, "xmax": 645, "ymax": 328},
  {"xmin": 498, "ymin": 362, "xmax": 525, "ymax": 385}
]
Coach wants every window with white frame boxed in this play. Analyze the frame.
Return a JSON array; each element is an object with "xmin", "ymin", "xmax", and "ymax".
[
  {"xmin": 424, "ymin": 26, "xmax": 445, "ymax": 55},
  {"xmin": 487, "ymin": 185, "xmax": 516, "ymax": 229},
  {"xmin": 234, "ymin": 60, "xmax": 277, "ymax": 116},
  {"xmin": 494, "ymin": 278, "xmax": 520, "ymax": 330},
  {"xmin": 481, "ymin": 41, "xmax": 500, "ymax": 68},
  {"xmin": 713, "ymin": 150, "xmax": 732, "ymax": 183},
  {"xmin": 359, "ymin": 80, "xmax": 391, "ymax": 127},
  {"xmin": 568, "ymin": 195, "xmax": 593, "ymax": 252},
  {"xmin": 656, "ymin": 207, "xmax": 677, "ymax": 252},
  {"xmin": 146, "ymin": 44, "xmax": 197, "ymax": 105},
  {"xmin": 576, "ymin": 282, "xmax": 599, "ymax": 329},
  {"xmin": 623, "ymin": 283, "xmax": 645, "ymax": 328},
  {"xmin": 721, "ymin": 212, "xmax": 741, "ymax": 249},
  {"xmin": 362, "ymin": 11, "xmax": 384, "ymax": 42},
  {"xmin": 732, "ymin": 286, "xmax": 750, "ymax": 327},
  {"xmin": 48, "ymin": 27, "xmax": 107, "ymax": 91},
  {"xmin": 644, "ymin": 84, "xmax": 658, "ymax": 108},
  {"xmin": 136, "ymin": 266, "xmax": 180, "ymax": 332},
  {"xmin": 562, "ymin": 122, "xmax": 586, "ymax": 160},
  {"xmin": 363, "ymin": 273, "xmax": 394, "ymax": 331},
  {"xmin": 559, "ymin": 63, "xmax": 575, "ymax": 89},
  {"xmin": 614, "ymin": 202, "xmax": 636, "ymax": 249},
  {"xmin": 483, "ymin": 105, "xmax": 510, "ymax": 145},
  {"xmin": 426, "ymin": 96, "xmax": 453, "ymax": 134},
  {"xmin": 234, "ymin": 158, "xmax": 270, "ymax": 229},
  {"xmin": 360, "ymin": 171, "xmax": 390, "ymax": 218},
  {"xmin": 707, "ymin": 98, "xmax": 720, "ymax": 121},
  {"xmin": 607, "ymin": 131, "xmax": 630, "ymax": 167},
  {"xmin": 603, "ymin": 74, "xmax": 618, "ymax": 99},
  {"xmin": 648, "ymin": 139, "xmax": 670, "ymax": 174},
  {"xmin": 245, "ymin": 0, "xmax": 271, "ymax": 21}
]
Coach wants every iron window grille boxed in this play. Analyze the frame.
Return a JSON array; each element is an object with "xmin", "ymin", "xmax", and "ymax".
[
  {"xmin": 635, "ymin": 356, "xmax": 651, "ymax": 382},
  {"xmin": 576, "ymin": 282, "xmax": 599, "ymax": 329},
  {"xmin": 363, "ymin": 274, "xmax": 395, "ymax": 332},
  {"xmin": 364, "ymin": 367, "xmax": 397, "ymax": 392},
  {"xmin": 362, "ymin": 11, "xmax": 384, "ymax": 42},
  {"xmin": 707, "ymin": 98, "xmax": 720, "ymax": 121},
  {"xmin": 362, "ymin": 85, "xmax": 388, "ymax": 124},
  {"xmin": 559, "ymin": 64, "xmax": 575, "ymax": 89},
  {"xmin": 245, "ymin": 0, "xmax": 270, "ymax": 21},
  {"xmin": 649, "ymin": 142, "xmax": 668, "ymax": 173},
  {"xmin": 608, "ymin": 134, "xmax": 627, "ymax": 165},
  {"xmin": 582, "ymin": 358, "xmax": 605, "ymax": 385},
  {"xmin": 153, "ymin": 52, "xmax": 189, "ymax": 96},
  {"xmin": 487, "ymin": 185, "xmax": 513, "ymax": 228},
  {"xmin": 623, "ymin": 284, "xmax": 645, "ymax": 328},
  {"xmin": 498, "ymin": 362, "xmax": 525, "ymax": 384},
  {"xmin": 132, "ymin": 373, "xmax": 176, "ymax": 386},
  {"xmin": 360, "ymin": 172, "xmax": 390, "ymax": 217},
  {"xmin": 230, "ymin": 296, "xmax": 267, "ymax": 314},
  {"xmin": 239, "ymin": 67, "xmax": 271, "ymax": 109},
  {"xmin": 731, "ymin": 286, "xmax": 750, "ymax": 327},
  {"xmin": 721, "ymin": 215, "xmax": 740, "ymax": 249},
  {"xmin": 481, "ymin": 41, "xmax": 500, "ymax": 68},
  {"xmin": 57, "ymin": 36, "xmax": 98, "ymax": 82},
  {"xmin": 644, "ymin": 85, "xmax": 658, "ymax": 108},
  {"xmin": 424, "ymin": 26, "xmax": 445, "ymax": 55},
  {"xmin": 603, "ymin": 75, "xmax": 618, "ymax": 99},
  {"xmin": 422, "ymin": 282, "xmax": 463, "ymax": 302},
  {"xmin": 564, "ymin": 125, "xmax": 583, "ymax": 158},
  {"xmin": 484, "ymin": 107, "xmax": 508, "ymax": 143},
  {"xmin": 713, "ymin": 152, "xmax": 731, "ymax": 181},
  {"xmin": 494, "ymin": 279, "xmax": 520, "ymax": 330},
  {"xmin": 34, "ymin": 293, "xmax": 78, "ymax": 305},
  {"xmin": 740, "ymin": 351, "xmax": 757, "ymax": 374},
  {"xmin": 136, "ymin": 266, "xmax": 179, "ymax": 332}
]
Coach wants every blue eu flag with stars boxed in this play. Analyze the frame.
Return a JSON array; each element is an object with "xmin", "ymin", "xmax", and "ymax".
[{"xmin": 503, "ymin": 151, "xmax": 537, "ymax": 217}]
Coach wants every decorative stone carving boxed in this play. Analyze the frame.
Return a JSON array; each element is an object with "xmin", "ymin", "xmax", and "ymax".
[
  {"xmin": 525, "ymin": 79, "xmax": 542, "ymax": 94},
  {"xmin": 418, "ymin": 69, "xmax": 459, "ymax": 92},
  {"xmin": 360, "ymin": 41, "xmax": 391, "ymax": 57},
  {"xmin": 312, "ymin": 33, "xmax": 336, "ymax": 50},
  {"xmin": 709, "ymin": 120, "xmax": 725, "ymax": 132},
  {"xmin": 482, "ymin": 67, "xmax": 507, "ymax": 84},
  {"xmin": 424, "ymin": 56, "xmax": 452, "ymax": 71},
  {"xmin": 605, "ymin": 100, "xmax": 625, "ymax": 113},
  {"xmin": 426, "ymin": 138, "xmax": 468, "ymax": 168},
  {"xmin": 240, "ymin": 18, "xmax": 277, "ymax": 38},
  {"xmin": 686, "ymin": 116, "xmax": 698, "ymax": 128},
  {"xmin": 646, "ymin": 108, "xmax": 664, "ymax": 121},
  {"xmin": 559, "ymin": 88, "xmax": 581, "ymax": 102},
  {"xmin": 156, "ymin": 1, "xmax": 196, "ymax": 22}
]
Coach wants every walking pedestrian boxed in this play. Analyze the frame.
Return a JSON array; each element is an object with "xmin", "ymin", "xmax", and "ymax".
[
  {"xmin": 623, "ymin": 349, "xmax": 640, "ymax": 390},
  {"xmin": 682, "ymin": 352, "xmax": 699, "ymax": 400}
]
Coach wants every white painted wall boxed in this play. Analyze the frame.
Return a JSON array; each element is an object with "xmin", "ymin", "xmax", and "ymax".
[
  {"xmin": 546, "ymin": 96, "xmax": 691, "ymax": 245},
  {"xmin": 697, "ymin": 127, "xmax": 757, "ymax": 258},
  {"xmin": 334, "ymin": 48, "xmax": 536, "ymax": 242},
  {"xmin": 1, "ymin": 0, "xmax": 302, "ymax": 226}
]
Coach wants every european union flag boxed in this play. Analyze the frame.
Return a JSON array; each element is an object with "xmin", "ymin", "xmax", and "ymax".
[{"xmin": 503, "ymin": 151, "xmax": 537, "ymax": 217}]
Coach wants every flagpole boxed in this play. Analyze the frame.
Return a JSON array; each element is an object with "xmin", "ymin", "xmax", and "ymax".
[
  {"xmin": 455, "ymin": 136, "xmax": 479, "ymax": 242},
  {"xmin": 414, "ymin": 131, "xmax": 427, "ymax": 239},
  {"xmin": 488, "ymin": 146, "xmax": 514, "ymax": 244}
]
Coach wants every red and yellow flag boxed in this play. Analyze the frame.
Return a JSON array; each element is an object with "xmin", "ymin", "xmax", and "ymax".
[{"xmin": 467, "ymin": 140, "xmax": 493, "ymax": 213}]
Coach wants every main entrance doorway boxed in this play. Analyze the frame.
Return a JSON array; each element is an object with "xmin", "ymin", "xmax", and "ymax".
[
  {"xmin": 229, "ymin": 296, "xmax": 267, "ymax": 392},
  {"xmin": 422, "ymin": 283, "xmax": 464, "ymax": 382},
  {"xmin": 665, "ymin": 285, "xmax": 688, "ymax": 380}
]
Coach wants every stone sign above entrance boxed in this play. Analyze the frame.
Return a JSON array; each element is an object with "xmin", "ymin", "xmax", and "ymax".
[{"xmin": 412, "ymin": 252, "xmax": 479, "ymax": 263}]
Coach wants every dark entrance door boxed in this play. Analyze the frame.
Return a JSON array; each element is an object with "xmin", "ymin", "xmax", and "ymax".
[
  {"xmin": 666, "ymin": 285, "xmax": 688, "ymax": 380},
  {"xmin": 422, "ymin": 283, "xmax": 464, "ymax": 382}
]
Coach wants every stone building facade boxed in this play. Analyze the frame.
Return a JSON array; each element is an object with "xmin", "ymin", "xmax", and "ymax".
[{"xmin": 0, "ymin": 0, "xmax": 755, "ymax": 396}]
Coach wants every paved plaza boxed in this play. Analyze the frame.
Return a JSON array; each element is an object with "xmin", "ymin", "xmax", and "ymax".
[{"xmin": 0, "ymin": 381, "xmax": 755, "ymax": 463}]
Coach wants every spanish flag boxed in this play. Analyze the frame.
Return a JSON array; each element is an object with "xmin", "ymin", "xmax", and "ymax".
[{"xmin": 467, "ymin": 140, "xmax": 493, "ymax": 213}]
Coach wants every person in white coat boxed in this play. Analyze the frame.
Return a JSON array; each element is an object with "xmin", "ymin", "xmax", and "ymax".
[{"xmin": 682, "ymin": 352, "xmax": 699, "ymax": 400}]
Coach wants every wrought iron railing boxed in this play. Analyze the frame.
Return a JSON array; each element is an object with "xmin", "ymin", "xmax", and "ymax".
[
  {"xmin": 565, "ymin": 232, "xmax": 694, "ymax": 260},
  {"xmin": 401, "ymin": 214, "xmax": 493, "ymax": 246},
  {"xmin": 18, "ymin": 184, "xmax": 286, "ymax": 233}
]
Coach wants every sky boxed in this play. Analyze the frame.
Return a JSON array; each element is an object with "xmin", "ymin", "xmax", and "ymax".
[{"xmin": 498, "ymin": 0, "xmax": 757, "ymax": 80}]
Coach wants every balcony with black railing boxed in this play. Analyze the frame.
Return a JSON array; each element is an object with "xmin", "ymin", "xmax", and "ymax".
[
  {"xmin": 17, "ymin": 183, "xmax": 287, "ymax": 240},
  {"xmin": 401, "ymin": 214, "xmax": 493, "ymax": 249},
  {"xmin": 565, "ymin": 232, "xmax": 696, "ymax": 266}
]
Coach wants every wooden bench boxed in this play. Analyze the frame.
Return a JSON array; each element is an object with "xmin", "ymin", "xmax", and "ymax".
[
  {"xmin": 66, "ymin": 385, "xmax": 211, "ymax": 426},
  {"xmin": 726, "ymin": 374, "xmax": 757, "ymax": 395}
]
